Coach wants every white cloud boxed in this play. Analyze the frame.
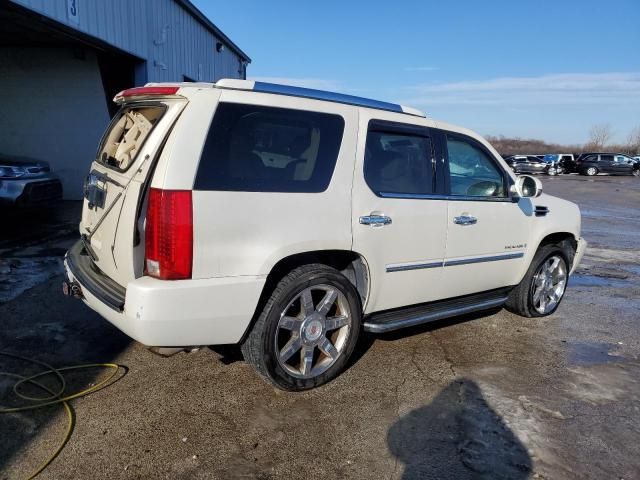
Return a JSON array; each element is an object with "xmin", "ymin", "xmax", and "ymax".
[
  {"xmin": 248, "ymin": 76, "xmax": 340, "ymax": 91},
  {"xmin": 400, "ymin": 72, "xmax": 640, "ymax": 107}
]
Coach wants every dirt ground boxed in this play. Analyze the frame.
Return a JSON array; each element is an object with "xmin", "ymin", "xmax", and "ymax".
[{"xmin": 1, "ymin": 174, "xmax": 639, "ymax": 480}]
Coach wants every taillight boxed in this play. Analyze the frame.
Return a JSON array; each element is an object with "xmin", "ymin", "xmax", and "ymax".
[
  {"xmin": 145, "ymin": 188, "xmax": 193, "ymax": 280},
  {"xmin": 114, "ymin": 86, "xmax": 180, "ymax": 103}
]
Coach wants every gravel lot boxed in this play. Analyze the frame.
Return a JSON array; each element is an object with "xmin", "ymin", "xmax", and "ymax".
[{"xmin": 1, "ymin": 174, "xmax": 639, "ymax": 480}]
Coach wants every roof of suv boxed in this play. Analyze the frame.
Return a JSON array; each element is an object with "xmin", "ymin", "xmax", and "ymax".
[
  {"xmin": 143, "ymin": 79, "xmax": 426, "ymax": 118},
  {"xmin": 215, "ymin": 79, "xmax": 426, "ymax": 117}
]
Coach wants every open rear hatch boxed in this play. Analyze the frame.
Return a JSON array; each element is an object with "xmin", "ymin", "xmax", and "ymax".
[{"xmin": 79, "ymin": 87, "xmax": 187, "ymax": 288}]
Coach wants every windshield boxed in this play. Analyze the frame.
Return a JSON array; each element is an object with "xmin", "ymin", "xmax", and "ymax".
[{"xmin": 544, "ymin": 154, "xmax": 559, "ymax": 162}]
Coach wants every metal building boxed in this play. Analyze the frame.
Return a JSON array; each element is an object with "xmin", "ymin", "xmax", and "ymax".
[{"xmin": 0, "ymin": 0, "xmax": 250, "ymax": 199}]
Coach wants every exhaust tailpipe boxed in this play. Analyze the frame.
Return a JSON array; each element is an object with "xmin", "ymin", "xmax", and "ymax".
[{"xmin": 62, "ymin": 280, "xmax": 84, "ymax": 299}]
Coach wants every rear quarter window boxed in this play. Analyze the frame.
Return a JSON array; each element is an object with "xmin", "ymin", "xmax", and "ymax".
[
  {"xmin": 97, "ymin": 105, "xmax": 166, "ymax": 171},
  {"xmin": 194, "ymin": 103, "xmax": 345, "ymax": 193}
]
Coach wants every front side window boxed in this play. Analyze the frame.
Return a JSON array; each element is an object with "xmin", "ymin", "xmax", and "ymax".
[
  {"xmin": 364, "ymin": 130, "xmax": 434, "ymax": 195},
  {"xmin": 195, "ymin": 103, "xmax": 344, "ymax": 192},
  {"xmin": 446, "ymin": 135, "xmax": 506, "ymax": 198}
]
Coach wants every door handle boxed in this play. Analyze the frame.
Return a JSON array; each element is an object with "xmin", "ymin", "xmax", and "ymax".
[
  {"xmin": 453, "ymin": 215, "xmax": 477, "ymax": 225},
  {"xmin": 359, "ymin": 214, "xmax": 392, "ymax": 227}
]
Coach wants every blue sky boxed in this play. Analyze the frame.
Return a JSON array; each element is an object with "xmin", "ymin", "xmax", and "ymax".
[{"xmin": 194, "ymin": 0, "xmax": 640, "ymax": 144}]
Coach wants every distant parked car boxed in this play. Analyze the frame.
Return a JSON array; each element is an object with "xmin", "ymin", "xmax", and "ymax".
[
  {"xmin": 543, "ymin": 154, "xmax": 577, "ymax": 174},
  {"xmin": 576, "ymin": 153, "xmax": 640, "ymax": 176},
  {"xmin": 0, "ymin": 156, "xmax": 63, "ymax": 207},
  {"xmin": 504, "ymin": 155, "xmax": 551, "ymax": 175}
]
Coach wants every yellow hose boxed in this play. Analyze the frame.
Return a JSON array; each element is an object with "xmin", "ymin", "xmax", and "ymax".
[{"xmin": 0, "ymin": 352, "xmax": 122, "ymax": 480}]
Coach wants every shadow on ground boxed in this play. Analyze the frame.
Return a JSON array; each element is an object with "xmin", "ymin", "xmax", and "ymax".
[{"xmin": 388, "ymin": 378, "xmax": 531, "ymax": 480}]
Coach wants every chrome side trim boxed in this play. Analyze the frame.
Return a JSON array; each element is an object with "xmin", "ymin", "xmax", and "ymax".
[
  {"xmin": 386, "ymin": 261, "xmax": 442, "ymax": 273},
  {"xmin": 387, "ymin": 252, "xmax": 524, "ymax": 273},
  {"xmin": 364, "ymin": 296, "xmax": 508, "ymax": 333},
  {"xmin": 444, "ymin": 252, "xmax": 524, "ymax": 267}
]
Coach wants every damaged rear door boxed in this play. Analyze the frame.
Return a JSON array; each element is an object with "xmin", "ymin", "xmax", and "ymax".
[{"xmin": 80, "ymin": 95, "xmax": 187, "ymax": 288}]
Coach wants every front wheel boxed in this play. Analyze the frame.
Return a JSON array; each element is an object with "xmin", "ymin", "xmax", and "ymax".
[
  {"xmin": 632, "ymin": 169, "xmax": 640, "ymax": 177},
  {"xmin": 241, "ymin": 264, "xmax": 362, "ymax": 391},
  {"xmin": 506, "ymin": 244, "xmax": 570, "ymax": 317},
  {"xmin": 585, "ymin": 166, "xmax": 598, "ymax": 176}
]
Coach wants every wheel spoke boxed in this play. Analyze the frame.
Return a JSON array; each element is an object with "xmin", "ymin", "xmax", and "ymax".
[
  {"xmin": 316, "ymin": 289, "xmax": 338, "ymax": 315},
  {"xmin": 549, "ymin": 257, "xmax": 560, "ymax": 273},
  {"xmin": 539, "ymin": 294, "xmax": 547, "ymax": 311},
  {"xmin": 279, "ymin": 316, "xmax": 301, "ymax": 331},
  {"xmin": 325, "ymin": 315, "xmax": 348, "ymax": 330},
  {"xmin": 533, "ymin": 287, "xmax": 542, "ymax": 304},
  {"xmin": 319, "ymin": 337, "xmax": 339, "ymax": 360},
  {"xmin": 300, "ymin": 288, "xmax": 315, "ymax": 317},
  {"xmin": 279, "ymin": 336, "xmax": 302, "ymax": 362},
  {"xmin": 300, "ymin": 346, "xmax": 314, "ymax": 376}
]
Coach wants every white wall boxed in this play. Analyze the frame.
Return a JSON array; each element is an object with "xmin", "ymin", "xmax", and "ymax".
[{"xmin": 0, "ymin": 47, "xmax": 110, "ymax": 199}]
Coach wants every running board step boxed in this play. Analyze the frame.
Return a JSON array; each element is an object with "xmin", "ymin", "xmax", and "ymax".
[{"xmin": 363, "ymin": 288, "xmax": 510, "ymax": 333}]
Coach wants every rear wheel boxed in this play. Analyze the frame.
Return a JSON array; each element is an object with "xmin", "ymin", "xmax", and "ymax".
[
  {"xmin": 506, "ymin": 244, "xmax": 571, "ymax": 317},
  {"xmin": 241, "ymin": 264, "xmax": 361, "ymax": 391},
  {"xmin": 632, "ymin": 169, "xmax": 640, "ymax": 177}
]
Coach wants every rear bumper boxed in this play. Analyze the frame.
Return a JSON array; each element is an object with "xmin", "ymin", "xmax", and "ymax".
[
  {"xmin": 570, "ymin": 237, "xmax": 587, "ymax": 275},
  {"xmin": 64, "ymin": 241, "xmax": 265, "ymax": 346}
]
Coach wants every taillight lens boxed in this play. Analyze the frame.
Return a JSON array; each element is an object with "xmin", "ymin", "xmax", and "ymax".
[
  {"xmin": 114, "ymin": 86, "xmax": 180, "ymax": 102},
  {"xmin": 145, "ymin": 188, "xmax": 193, "ymax": 280}
]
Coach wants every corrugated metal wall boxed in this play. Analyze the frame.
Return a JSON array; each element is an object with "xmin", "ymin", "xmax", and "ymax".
[{"xmin": 10, "ymin": 0, "xmax": 246, "ymax": 83}]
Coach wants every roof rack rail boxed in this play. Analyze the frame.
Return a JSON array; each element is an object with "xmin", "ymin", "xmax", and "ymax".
[{"xmin": 215, "ymin": 79, "xmax": 425, "ymax": 118}]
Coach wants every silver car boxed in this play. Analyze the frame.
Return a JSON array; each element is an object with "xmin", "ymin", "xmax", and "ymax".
[{"xmin": 0, "ymin": 156, "xmax": 63, "ymax": 207}]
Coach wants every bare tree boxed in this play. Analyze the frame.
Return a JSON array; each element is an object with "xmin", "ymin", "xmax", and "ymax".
[
  {"xmin": 627, "ymin": 127, "xmax": 640, "ymax": 154},
  {"xmin": 588, "ymin": 124, "xmax": 613, "ymax": 149}
]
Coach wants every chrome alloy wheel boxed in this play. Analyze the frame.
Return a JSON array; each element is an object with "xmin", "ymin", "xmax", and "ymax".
[
  {"xmin": 531, "ymin": 255, "xmax": 567, "ymax": 314},
  {"xmin": 275, "ymin": 285, "xmax": 352, "ymax": 379}
]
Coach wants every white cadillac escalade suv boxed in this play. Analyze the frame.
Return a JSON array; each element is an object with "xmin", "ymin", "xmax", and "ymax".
[{"xmin": 64, "ymin": 80, "xmax": 586, "ymax": 390}]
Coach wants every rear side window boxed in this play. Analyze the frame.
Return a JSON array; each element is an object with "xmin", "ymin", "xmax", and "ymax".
[
  {"xmin": 97, "ymin": 105, "xmax": 166, "ymax": 171},
  {"xmin": 600, "ymin": 154, "xmax": 614, "ymax": 162},
  {"xmin": 194, "ymin": 103, "xmax": 345, "ymax": 192},
  {"xmin": 364, "ymin": 130, "xmax": 434, "ymax": 196}
]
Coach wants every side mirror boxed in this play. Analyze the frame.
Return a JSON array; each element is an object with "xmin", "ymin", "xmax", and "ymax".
[{"xmin": 511, "ymin": 175, "xmax": 542, "ymax": 198}]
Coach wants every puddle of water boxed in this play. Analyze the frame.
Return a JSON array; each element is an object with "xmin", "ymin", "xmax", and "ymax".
[
  {"xmin": 569, "ymin": 274, "xmax": 628, "ymax": 288},
  {"xmin": 567, "ymin": 342, "xmax": 622, "ymax": 366},
  {"xmin": 620, "ymin": 264, "xmax": 640, "ymax": 277}
]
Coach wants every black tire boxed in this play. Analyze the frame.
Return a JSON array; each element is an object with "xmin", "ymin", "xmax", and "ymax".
[
  {"xmin": 632, "ymin": 169, "xmax": 640, "ymax": 177},
  {"xmin": 585, "ymin": 166, "xmax": 598, "ymax": 176},
  {"xmin": 505, "ymin": 243, "xmax": 572, "ymax": 318},
  {"xmin": 241, "ymin": 264, "xmax": 362, "ymax": 391}
]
